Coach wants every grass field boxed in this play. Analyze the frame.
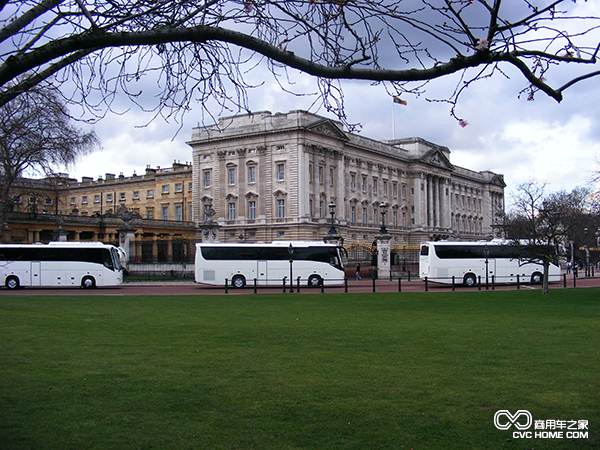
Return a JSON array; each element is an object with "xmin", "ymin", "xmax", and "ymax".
[{"xmin": 1, "ymin": 289, "xmax": 598, "ymax": 450}]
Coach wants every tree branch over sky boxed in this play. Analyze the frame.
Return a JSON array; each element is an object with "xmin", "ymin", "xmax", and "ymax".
[{"xmin": 1, "ymin": 0, "xmax": 598, "ymax": 124}]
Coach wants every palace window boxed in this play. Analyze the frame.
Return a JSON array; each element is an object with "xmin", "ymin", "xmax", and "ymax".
[{"xmin": 248, "ymin": 201, "xmax": 256, "ymax": 220}]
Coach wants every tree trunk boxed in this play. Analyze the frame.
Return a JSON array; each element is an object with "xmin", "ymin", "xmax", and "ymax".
[{"xmin": 542, "ymin": 260, "xmax": 550, "ymax": 295}]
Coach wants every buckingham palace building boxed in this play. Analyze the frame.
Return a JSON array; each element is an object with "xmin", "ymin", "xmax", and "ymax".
[{"xmin": 188, "ymin": 110, "xmax": 505, "ymax": 250}]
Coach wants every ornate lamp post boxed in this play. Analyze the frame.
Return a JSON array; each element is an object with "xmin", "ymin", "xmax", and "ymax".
[
  {"xmin": 328, "ymin": 201, "xmax": 337, "ymax": 235},
  {"xmin": 379, "ymin": 202, "xmax": 388, "ymax": 234},
  {"xmin": 584, "ymin": 227, "xmax": 590, "ymax": 277}
]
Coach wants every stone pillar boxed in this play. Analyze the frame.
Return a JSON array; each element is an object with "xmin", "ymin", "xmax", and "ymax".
[
  {"xmin": 440, "ymin": 178, "xmax": 447, "ymax": 230},
  {"xmin": 52, "ymin": 228, "xmax": 68, "ymax": 242},
  {"xmin": 427, "ymin": 175, "xmax": 433, "ymax": 228},
  {"xmin": 323, "ymin": 234, "xmax": 343, "ymax": 247},
  {"xmin": 118, "ymin": 223, "xmax": 135, "ymax": 268},
  {"xmin": 152, "ymin": 238, "xmax": 158, "ymax": 262},
  {"xmin": 376, "ymin": 233, "xmax": 392, "ymax": 279},
  {"xmin": 433, "ymin": 177, "xmax": 439, "ymax": 228}
]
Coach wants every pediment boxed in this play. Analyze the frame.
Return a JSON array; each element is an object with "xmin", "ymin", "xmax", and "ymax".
[
  {"xmin": 307, "ymin": 120, "xmax": 349, "ymax": 140},
  {"xmin": 490, "ymin": 174, "xmax": 506, "ymax": 187},
  {"xmin": 420, "ymin": 149, "xmax": 454, "ymax": 170}
]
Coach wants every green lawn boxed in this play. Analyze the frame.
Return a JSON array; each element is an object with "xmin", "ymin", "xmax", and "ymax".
[{"xmin": 1, "ymin": 289, "xmax": 598, "ymax": 450}]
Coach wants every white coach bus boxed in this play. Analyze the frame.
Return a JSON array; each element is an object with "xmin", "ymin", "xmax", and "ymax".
[
  {"xmin": 419, "ymin": 240, "xmax": 561, "ymax": 286},
  {"xmin": 195, "ymin": 241, "xmax": 345, "ymax": 288},
  {"xmin": 0, "ymin": 242, "xmax": 124, "ymax": 289}
]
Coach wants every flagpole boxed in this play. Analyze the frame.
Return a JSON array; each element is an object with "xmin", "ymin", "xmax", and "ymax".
[{"xmin": 392, "ymin": 99, "xmax": 396, "ymax": 140}]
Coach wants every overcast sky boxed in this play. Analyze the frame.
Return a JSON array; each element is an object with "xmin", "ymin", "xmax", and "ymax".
[{"xmin": 61, "ymin": 2, "xmax": 600, "ymax": 210}]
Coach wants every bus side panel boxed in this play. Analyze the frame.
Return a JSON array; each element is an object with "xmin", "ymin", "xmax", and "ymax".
[
  {"xmin": 549, "ymin": 263, "xmax": 562, "ymax": 282},
  {"xmin": 1, "ymin": 262, "xmax": 31, "ymax": 287},
  {"xmin": 41, "ymin": 262, "xmax": 66, "ymax": 286}
]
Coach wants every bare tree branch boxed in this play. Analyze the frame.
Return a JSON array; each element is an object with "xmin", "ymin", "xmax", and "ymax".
[{"xmin": 1, "ymin": 0, "xmax": 598, "ymax": 125}]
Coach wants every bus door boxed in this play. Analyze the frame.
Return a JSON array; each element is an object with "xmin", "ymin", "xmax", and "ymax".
[
  {"xmin": 257, "ymin": 261, "xmax": 268, "ymax": 285},
  {"xmin": 485, "ymin": 259, "xmax": 497, "ymax": 282},
  {"xmin": 30, "ymin": 261, "xmax": 41, "ymax": 287}
]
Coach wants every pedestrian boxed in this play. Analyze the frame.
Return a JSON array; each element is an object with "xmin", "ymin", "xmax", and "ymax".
[
  {"xmin": 356, "ymin": 263, "xmax": 361, "ymax": 280},
  {"xmin": 566, "ymin": 261, "xmax": 572, "ymax": 274}
]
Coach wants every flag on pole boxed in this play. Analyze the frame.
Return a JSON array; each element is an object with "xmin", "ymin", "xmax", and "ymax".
[{"xmin": 393, "ymin": 96, "xmax": 407, "ymax": 105}]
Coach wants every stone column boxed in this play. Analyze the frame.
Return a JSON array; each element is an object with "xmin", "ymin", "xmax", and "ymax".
[
  {"xmin": 427, "ymin": 175, "xmax": 433, "ymax": 228},
  {"xmin": 376, "ymin": 233, "xmax": 392, "ymax": 279},
  {"xmin": 433, "ymin": 176, "xmax": 440, "ymax": 228}
]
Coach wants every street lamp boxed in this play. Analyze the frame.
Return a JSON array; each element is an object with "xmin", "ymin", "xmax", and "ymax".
[
  {"xmin": 584, "ymin": 227, "xmax": 590, "ymax": 277},
  {"xmin": 379, "ymin": 202, "xmax": 388, "ymax": 234},
  {"xmin": 288, "ymin": 243, "xmax": 294, "ymax": 293},
  {"xmin": 328, "ymin": 201, "xmax": 337, "ymax": 235}
]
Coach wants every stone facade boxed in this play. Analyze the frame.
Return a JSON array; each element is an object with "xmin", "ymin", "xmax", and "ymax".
[
  {"xmin": 4, "ymin": 162, "xmax": 199, "ymax": 263},
  {"xmin": 188, "ymin": 110, "xmax": 505, "ymax": 247}
]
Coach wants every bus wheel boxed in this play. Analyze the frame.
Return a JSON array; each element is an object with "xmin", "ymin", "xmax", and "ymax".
[
  {"xmin": 531, "ymin": 272, "xmax": 543, "ymax": 284},
  {"xmin": 6, "ymin": 276, "xmax": 20, "ymax": 290},
  {"xmin": 307, "ymin": 275, "xmax": 322, "ymax": 288},
  {"xmin": 463, "ymin": 274, "xmax": 477, "ymax": 287},
  {"xmin": 231, "ymin": 275, "xmax": 246, "ymax": 289},
  {"xmin": 81, "ymin": 276, "xmax": 96, "ymax": 289}
]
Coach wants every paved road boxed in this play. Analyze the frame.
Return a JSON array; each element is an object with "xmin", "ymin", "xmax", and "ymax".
[{"xmin": 2, "ymin": 276, "xmax": 599, "ymax": 296}]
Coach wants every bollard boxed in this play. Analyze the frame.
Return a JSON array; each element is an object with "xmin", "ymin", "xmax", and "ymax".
[
  {"xmin": 297, "ymin": 277, "xmax": 301, "ymax": 293},
  {"xmin": 478, "ymin": 276, "xmax": 481, "ymax": 291},
  {"xmin": 321, "ymin": 280, "xmax": 325, "ymax": 293},
  {"xmin": 492, "ymin": 275, "xmax": 495, "ymax": 291},
  {"xmin": 408, "ymin": 271, "xmax": 411, "ymax": 282},
  {"xmin": 452, "ymin": 276, "xmax": 455, "ymax": 292},
  {"xmin": 225, "ymin": 278, "xmax": 228, "ymax": 294},
  {"xmin": 390, "ymin": 272, "xmax": 393, "ymax": 281},
  {"xmin": 372, "ymin": 278, "xmax": 376, "ymax": 293},
  {"xmin": 563, "ymin": 273, "xmax": 567, "ymax": 288},
  {"xmin": 398, "ymin": 277, "xmax": 401, "ymax": 293},
  {"xmin": 573, "ymin": 272, "xmax": 577, "ymax": 288},
  {"xmin": 344, "ymin": 277, "xmax": 348, "ymax": 293},
  {"xmin": 425, "ymin": 277, "xmax": 428, "ymax": 292},
  {"xmin": 517, "ymin": 274, "xmax": 520, "ymax": 290},
  {"xmin": 283, "ymin": 278, "xmax": 286, "ymax": 293},
  {"xmin": 254, "ymin": 278, "xmax": 257, "ymax": 294}
]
